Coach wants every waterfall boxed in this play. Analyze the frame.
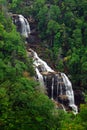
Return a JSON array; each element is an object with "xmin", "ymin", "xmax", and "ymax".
[
  {"xmin": 51, "ymin": 78, "xmax": 54, "ymax": 100},
  {"xmin": 18, "ymin": 15, "xmax": 31, "ymax": 38},
  {"xmin": 61, "ymin": 73, "xmax": 78, "ymax": 114},
  {"xmin": 35, "ymin": 68, "xmax": 45, "ymax": 87},
  {"xmin": 13, "ymin": 14, "xmax": 78, "ymax": 114},
  {"xmin": 28, "ymin": 49, "xmax": 78, "ymax": 114},
  {"xmin": 12, "ymin": 14, "xmax": 31, "ymax": 38},
  {"xmin": 29, "ymin": 48, "xmax": 54, "ymax": 73}
]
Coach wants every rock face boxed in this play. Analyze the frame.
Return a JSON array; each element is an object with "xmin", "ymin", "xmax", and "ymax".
[
  {"xmin": 74, "ymin": 90, "xmax": 85, "ymax": 109},
  {"xmin": 43, "ymin": 72, "xmax": 65, "ymax": 100},
  {"xmin": 58, "ymin": 95, "xmax": 69, "ymax": 106}
]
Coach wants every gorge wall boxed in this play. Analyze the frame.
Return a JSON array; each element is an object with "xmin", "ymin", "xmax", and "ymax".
[{"xmin": 12, "ymin": 14, "xmax": 79, "ymax": 114}]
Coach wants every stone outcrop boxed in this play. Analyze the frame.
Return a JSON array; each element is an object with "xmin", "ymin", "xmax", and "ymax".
[
  {"xmin": 74, "ymin": 90, "xmax": 85, "ymax": 109},
  {"xmin": 58, "ymin": 95, "xmax": 69, "ymax": 106}
]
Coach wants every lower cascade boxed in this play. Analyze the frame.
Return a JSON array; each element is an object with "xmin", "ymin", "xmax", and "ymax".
[
  {"xmin": 28, "ymin": 49, "xmax": 78, "ymax": 114},
  {"xmin": 12, "ymin": 14, "xmax": 78, "ymax": 114}
]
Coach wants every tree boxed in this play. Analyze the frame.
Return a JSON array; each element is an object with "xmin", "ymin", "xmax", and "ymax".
[{"xmin": 47, "ymin": 20, "xmax": 60, "ymax": 47}]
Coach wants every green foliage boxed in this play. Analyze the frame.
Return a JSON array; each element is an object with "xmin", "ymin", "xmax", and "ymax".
[
  {"xmin": 56, "ymin": 59, "xmax": 64, "ymax": 72},
  {"xmin": 11, "ymin": 0, "xmax": 22, "ymax": 8},
  {"xmin": 1, "ymin": 0, "xmax": 87, "ymax": 129},
  {"xmin": 72, "ymin": 29, "xmax": 82, "ymax": 47},
  {"xmin": 47, "ymin": 20, "xmax": 60, "ymax": 35},
  {"xmin": 48, "ymin": 5, "xmax": 61, "ymax": 21},
  {"xmin": 0, "ymin": 0, "xmax": 6, "ymax": 5},
  {"xmin": 37, "ymin": 5, "xmax": 48, "ymax": 39},
  {"xmin": 60, "ymin": 105, "xmax": 87, "ymax": 130},
  {"xmin": 81, "ymin": 62, "xmax": 87, "ymax": 72},
  {"xmin": 9, "ymin": 0, "xmax": 23, "ymax": 12}
]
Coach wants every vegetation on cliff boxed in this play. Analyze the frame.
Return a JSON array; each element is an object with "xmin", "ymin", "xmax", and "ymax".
[
  {"xmin": 8, "ymin": 0, "xmax": 87, "ymax": 91},
  {"xmin": 0, "ymin": 0, "xmax": 87, "ymax": 130},
  {"xmin": 0, "ymin": 4, "xmax": 61, "ymax": 130}
]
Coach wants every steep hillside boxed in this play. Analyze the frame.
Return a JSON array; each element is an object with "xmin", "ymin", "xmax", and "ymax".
[
  {"xmin": 0, "ymin": 5, "xmax": 63, "ymax": 130},
  {"xmin": 8, "ymin": 0, "xmax": 87, "ymax": 91},
  {"xmin": 0, "ymin": 1, "xmax": 87, "ymax": 130}
]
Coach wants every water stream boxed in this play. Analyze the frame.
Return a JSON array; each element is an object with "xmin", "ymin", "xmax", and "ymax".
[{"xmin": 12, "ymin": 14, "xmax": 78, "ymax": 114}]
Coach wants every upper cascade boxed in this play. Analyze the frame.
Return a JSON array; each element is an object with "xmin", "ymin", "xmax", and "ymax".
[
  {"xmin": 12, "ymin": 14, "xmax": 31, "ymax": 38},
  {"xmin": 13, "ymin": 14, "xmax": 78, "ymax": 114}
]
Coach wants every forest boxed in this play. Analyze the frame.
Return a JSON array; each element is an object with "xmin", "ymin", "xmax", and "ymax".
[{"xmin": 0, "ymin": 0, "xmax": 87, "ymax": 130}]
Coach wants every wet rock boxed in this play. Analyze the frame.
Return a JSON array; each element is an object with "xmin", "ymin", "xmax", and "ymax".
[
  {"xmin": 58, "ymin": 95, "xmax": 69, "ymax": 106},
  {"xmin": 74, "ymin": 90, "xmax": 85, "ymax": 108},
  {"xmin": 53, "ymin": 100, "xmax": 66, "ymax": 109}
]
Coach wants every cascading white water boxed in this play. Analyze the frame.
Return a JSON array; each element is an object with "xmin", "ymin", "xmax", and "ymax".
[
  {"xmin": 19, "ymin": 15, "xmax": 31, "ymax": 37},
  {"xmin": 29, "ymin": 49, "xmax": 78, "ymax": 114},
  {"xmin": 35, "ymin": 68, "xmax": 45, "ymax": 87},
  {"xmin": 20, "ymin": 15, "xmax": 31, "ymax": 37},
  {"xmin": 28, "ymin": 48, "xmax": 54, "ymax": 73},
  {"xmin": 51, "ymin": 78, "xmax": 54, "ymax": 100},
  {"xmin": 13, "ymin": 14, "xmax": 31, "ymax": 38},
  {"xmin": 13, "ymin": 14, "xmax": 78, "ymax": 114},
  {"xmin": 61, "ymin": 73, "xmax": 78, "ymax": 114}
]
